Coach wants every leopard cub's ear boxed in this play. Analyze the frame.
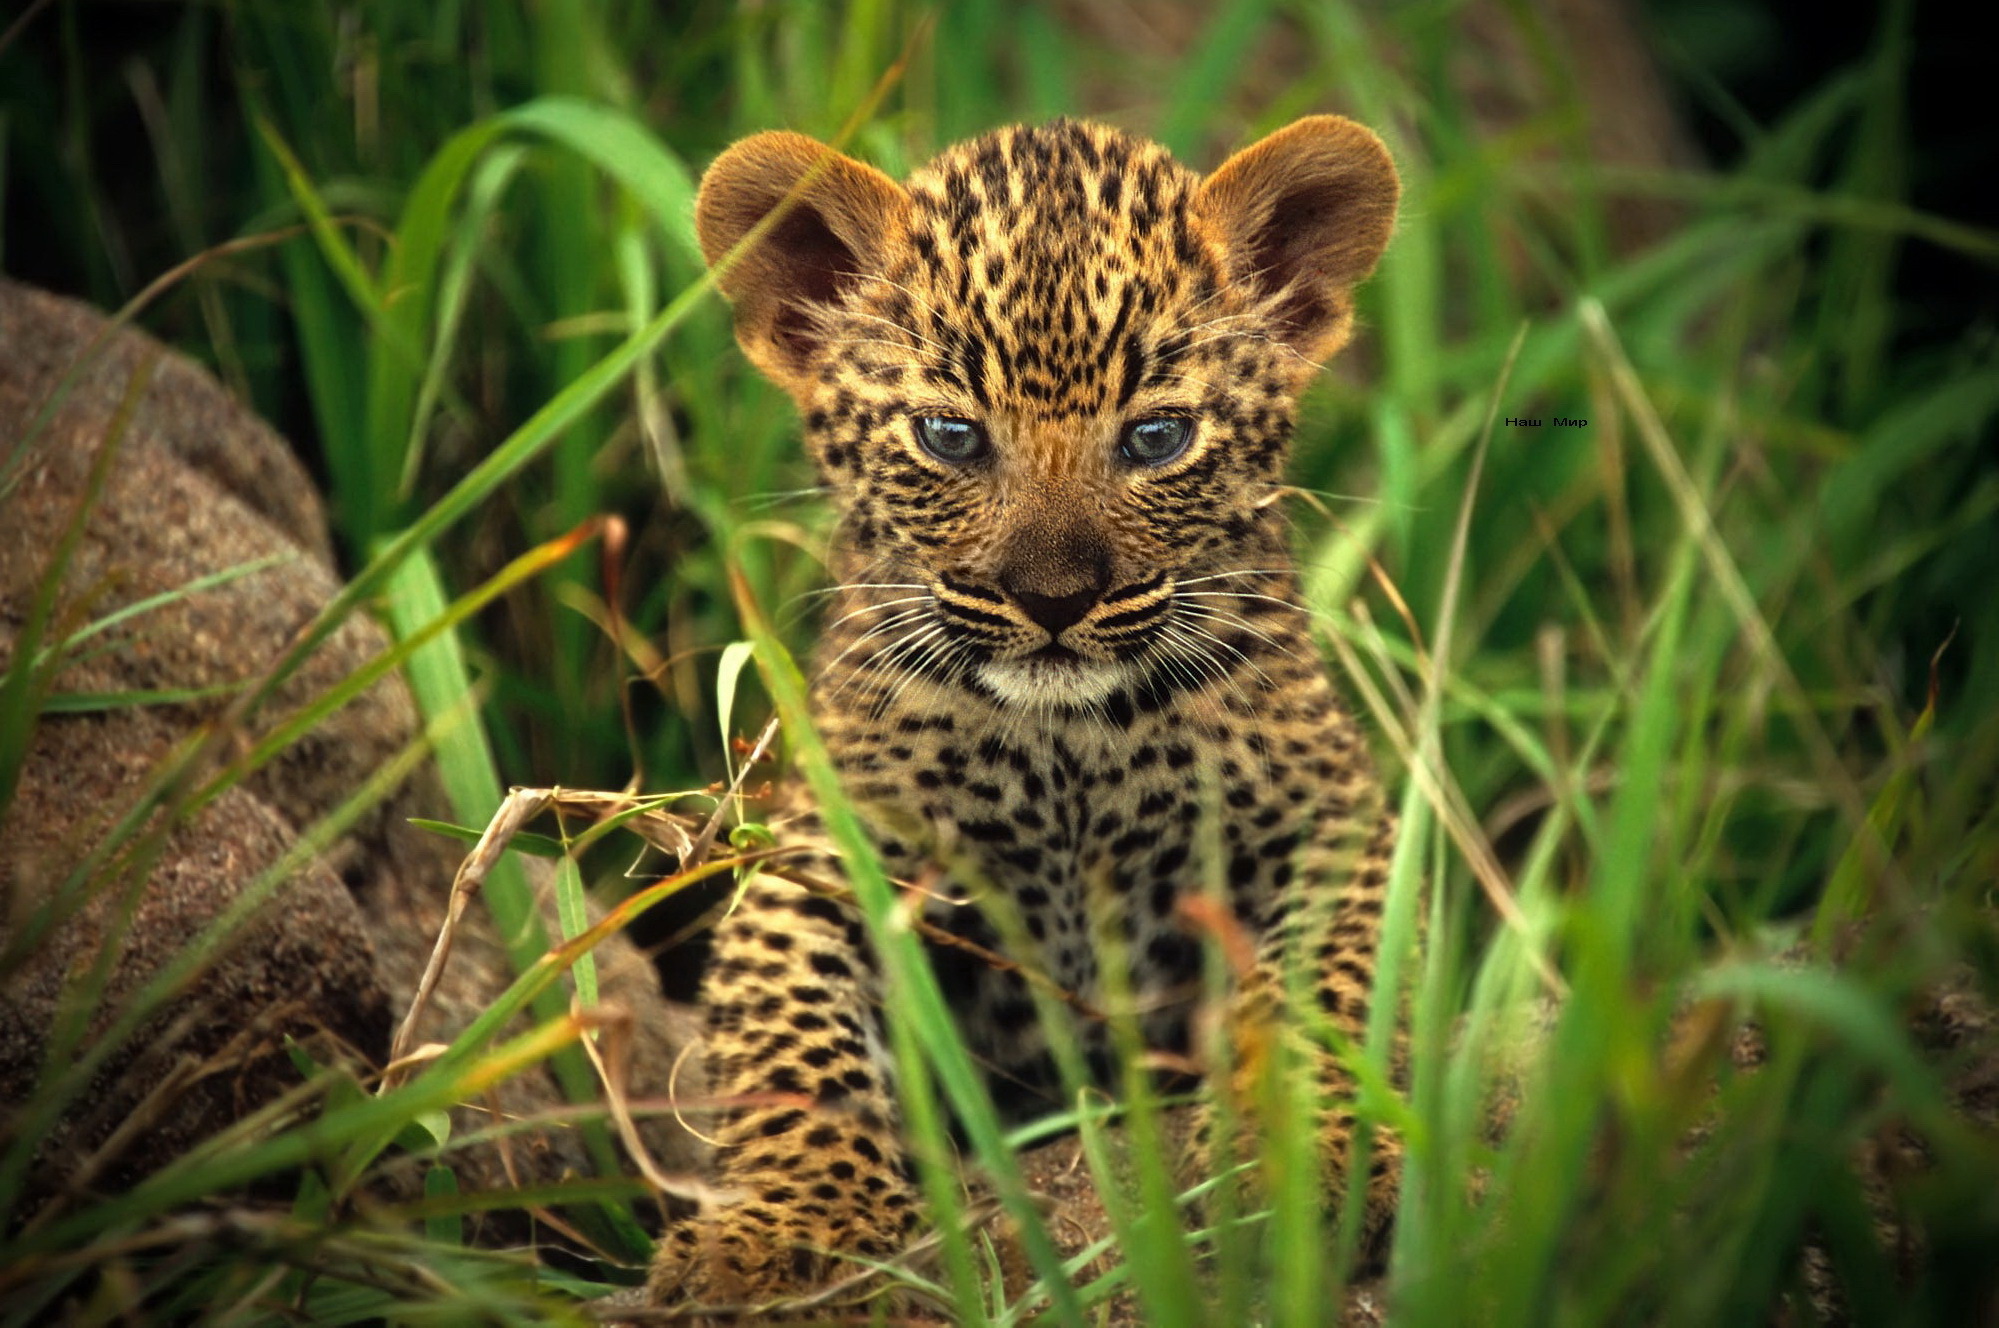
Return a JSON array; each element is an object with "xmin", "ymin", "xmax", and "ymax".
[
  {"xmin": 1196, "ymin": 115, "xmax": 1400, "ymax": 369},
  {"xmin": 695, "ymin": 132, "xmax": 909, "ymax": 394}
]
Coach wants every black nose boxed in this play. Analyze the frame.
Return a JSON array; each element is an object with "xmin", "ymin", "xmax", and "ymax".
[
  {"xmin": 1007, "ymin": 581, "xmax": 1100, "ymax": 635},
  {"xmin": 1001, "ymin": 555, "xmax": 1112, "ymax": 636}
]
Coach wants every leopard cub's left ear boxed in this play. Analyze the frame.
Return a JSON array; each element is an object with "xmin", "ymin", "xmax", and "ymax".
[
  {"xmin": 695, "ymin": 132, "xmax": 910, "ymax": 396},
  {"xmin": 1196, "ymin": 115, "xmax": 1401, "ymax": 367}
]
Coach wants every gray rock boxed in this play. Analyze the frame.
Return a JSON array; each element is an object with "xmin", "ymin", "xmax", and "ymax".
[{"xmin": 0, "ymin": 279, "xmax": 697, "ymax": 1231}]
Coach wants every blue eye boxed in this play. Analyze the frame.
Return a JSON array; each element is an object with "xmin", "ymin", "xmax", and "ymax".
[
  {"xmin": 913, "ymin": 416, "xmax": 990, "ymax": 464},
  {"xmin": 1119, "ymin": 416, "xmax": 1194, "ymax": 466}
]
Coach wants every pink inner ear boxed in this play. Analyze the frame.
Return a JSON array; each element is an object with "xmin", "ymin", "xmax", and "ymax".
[
  {"xmin": 1252, "ymin": 184, "xmax": 1342, "ymax": 341},
  {"xmin": 760, "ymin": 201, "xmax": 861, "ymax": 369},
  {"xmin": 1244, "ymin": 174, "xmax": 1386, "ymax": 345},
  {"xmin": 1199, "ymin": 117, "xmax": 1399, "ymax": 359}
]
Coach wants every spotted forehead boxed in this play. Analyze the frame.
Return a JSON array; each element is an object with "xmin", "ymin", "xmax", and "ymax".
[{"xmin": 887, "ymin": 120, "xmax": 1224, "ymax": 416}]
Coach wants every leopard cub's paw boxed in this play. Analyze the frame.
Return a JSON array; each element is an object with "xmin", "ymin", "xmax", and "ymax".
[
  {"xmin": 644, "ymin": 1208, "xmax": 814, "ymax": 1314},
  {"xmin": 643, "ymin": 1200, "xmax": 912, "ymax": 1321},
  {"xmin": 1183, "ymin": 1096, "xmax": 1401, "ymax": 1248}
]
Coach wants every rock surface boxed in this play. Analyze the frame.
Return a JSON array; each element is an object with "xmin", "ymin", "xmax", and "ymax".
[{"xmin": 0, "ymin": 279, "xmax": 697, "ymax": 1229}]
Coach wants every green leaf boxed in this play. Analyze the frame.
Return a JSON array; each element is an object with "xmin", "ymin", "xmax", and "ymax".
[
  {"xmin": 423, "ymin": 1164, "xmax": 463, "ymax": 1246},
  {"xmin": 37, "ymin": 683, "xmax": 246, "ymax": 714},
  {"xmin": 396, "ymin": 1108, "xmax": 453, "ymax": 1154},
  {"xmin": 554, "ymin": 852, "xmax": 598, "ymax": 1009},
  {"xmin": 715, "ymin": 637, "xmax": 758, "ymax": 797},
  {"xmin": 408, "ymin": 817, "xmax": 566, "ymax": 858}
]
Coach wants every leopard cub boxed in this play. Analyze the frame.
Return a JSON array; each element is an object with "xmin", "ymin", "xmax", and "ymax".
[{"xmin": 649, "ymin": 114, "xmax": 1401, "ymax": 1308}]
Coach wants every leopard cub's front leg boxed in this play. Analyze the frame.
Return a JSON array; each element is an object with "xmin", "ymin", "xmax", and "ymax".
[
  {"xmin": 646, "ymin": 872, "xmax": 920, "ymax": 1310},
  {"xmin": 1195, "ymin": 806, "xmax": 1405, "ymax": 1249}
]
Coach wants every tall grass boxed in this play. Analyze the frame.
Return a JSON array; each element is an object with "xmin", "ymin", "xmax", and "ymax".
[{"xmin": 3, "ymin": 1, "xmax": 1995, "ymax": 1323}]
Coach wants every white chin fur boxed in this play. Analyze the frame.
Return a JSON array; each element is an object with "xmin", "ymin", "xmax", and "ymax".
[{"xmin": 977, "ymin": 657, "xmax": 1135, "ymax": 710}]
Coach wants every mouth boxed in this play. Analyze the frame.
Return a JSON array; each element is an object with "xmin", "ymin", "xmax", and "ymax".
[{"xmin": 977, "ymin": 644, "xmax": 1136, "ymax": 709}]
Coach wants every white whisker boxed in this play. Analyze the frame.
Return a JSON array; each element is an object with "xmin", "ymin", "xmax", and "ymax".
[
  {"xmin": 1174, "ymin": 604, "xmax": 1296, "ymax": 660},
  {"xmin": 818, "ymin": 594, "xmax": 935, "ymax": 634},
  {"xmin": 1179, "ymin": 590, "xmax": 1302, "ymax": 613},
  {"xmin": 1175, "ymin": 569, "xmax": 1293, "ymax": 587},
  {"xmin": 817, "ymin": 608, "xmax": 935, "ymax": 684}
]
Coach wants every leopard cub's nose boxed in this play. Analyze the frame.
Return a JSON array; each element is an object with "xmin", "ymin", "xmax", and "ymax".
[
  {"xmin": 1001, "ymin": 557, "xmax": 1112, "ymax": 636},
  {"xmin": 997, "ymin": 523, "xmax": 1113, "ymax": 637},
  {"xmin": 1006, "ymin": 580, "xmax": 1101, "ymax": 635}
]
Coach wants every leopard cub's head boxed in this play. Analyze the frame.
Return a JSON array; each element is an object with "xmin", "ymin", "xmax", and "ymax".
[{"xmin": 696, "ymin": 117, "xmax": 1398, "ymax": 710}]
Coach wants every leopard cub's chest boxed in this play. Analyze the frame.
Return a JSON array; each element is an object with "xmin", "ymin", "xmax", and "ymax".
[{"xmin": 831, "ymin": 689, "xmax": 1325, "ymax": 1081}]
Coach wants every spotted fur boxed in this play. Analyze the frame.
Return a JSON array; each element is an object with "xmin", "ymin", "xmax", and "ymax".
[{"xmin": 649, "ymin": 116, "xmax": 1402, "ymax": 1309}]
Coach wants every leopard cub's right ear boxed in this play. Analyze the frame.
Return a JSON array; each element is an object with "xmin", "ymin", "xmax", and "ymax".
[
  {"xmin": 1196, "ymin": 115, "xmax": 1400, "ymax": 373},
  {"xmin": 695, "ymin": 132, "xmax": 909, "ymax": 395}
]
